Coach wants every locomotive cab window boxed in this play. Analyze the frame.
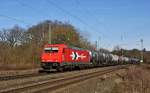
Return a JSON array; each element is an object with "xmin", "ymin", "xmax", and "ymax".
[{"xmin": 44, "ymin": 47, "xmax": 59, "ymax": 53}]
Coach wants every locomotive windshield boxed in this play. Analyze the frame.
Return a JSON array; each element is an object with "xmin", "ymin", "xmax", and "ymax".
[{"xmin": 44, "ymin": 47, "xmax": 59, "ymax": 53}]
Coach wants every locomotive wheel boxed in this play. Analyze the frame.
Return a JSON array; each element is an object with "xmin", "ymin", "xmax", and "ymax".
[
  {"xmin": 38, "ymin": 69, "xmax": 44, "ymax": 73},
  {"xmin": 56, "ymin": 67, "xmax": 64, "ymax": 72}
]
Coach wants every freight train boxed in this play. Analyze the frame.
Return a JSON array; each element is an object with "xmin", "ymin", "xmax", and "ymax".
[{"xmin": 40, "ymin": 44, "xmax": 140, "ymax": 71}]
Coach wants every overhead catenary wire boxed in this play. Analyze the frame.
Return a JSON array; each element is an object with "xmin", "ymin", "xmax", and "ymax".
[
  {"xmin": 1, "ymin": 0, "xmax": 104, "ymax": 44},
  {"xmin": 10, "ymin": 0, "xmax": 102, "ymax": 35},
  {"xmin": 15, "ymin": 0, "xmax": 49, "ymax": 16},
  {"xmin": 15, "ymin": 0, "xmax": 53, "ymax": 44},
  {"xmin": 75, "ymin": 0, "xmax": 105, "ymax": 27},
  {"xmin": 46, "ymin": 0, "xmax": 106, "ymax": 47},
  {"xmin": 0, "ymin": 14, "xmax": 30, "ymax": 25},
  {"xmin": 15, "ymin": 0, "xmax": 100, "ymax": 33},
  {"xmin": 46, "ymin": 0, "xmax": 100, "ymax": 33},
  {"xmin": 75, "ymin": 0, "xmax": 109, "ymax": 34},
  {"xmin": 76, "ymin": 0, "xmax": 145, "ymax": 51},
  {"xmin": 75, "ymin": 0, "xmax": 105, "ymax": 47}
]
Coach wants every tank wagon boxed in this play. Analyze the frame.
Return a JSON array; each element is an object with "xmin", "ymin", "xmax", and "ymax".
[{"xmin": 40, "ymin": 44, "xmax": 140, "ymax": 71}]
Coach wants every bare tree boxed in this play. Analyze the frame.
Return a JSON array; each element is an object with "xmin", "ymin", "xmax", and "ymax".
[
  {"xmin": 0, "ymin": 29, "xmax": 7, "ymax": 41},
  {"xmin": 2, "ymin": 25, "xmax": 24, "ymax": 47}
]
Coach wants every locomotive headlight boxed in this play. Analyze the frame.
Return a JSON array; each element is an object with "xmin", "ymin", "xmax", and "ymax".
[{"xmin": 42, "ymin": 60, "xmax": 46, "ymax": 62}]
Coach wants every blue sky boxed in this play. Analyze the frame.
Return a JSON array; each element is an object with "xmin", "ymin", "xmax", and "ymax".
[{"xmin": 0, "ymin": 0, "xmax": 150, "ymax": 50}]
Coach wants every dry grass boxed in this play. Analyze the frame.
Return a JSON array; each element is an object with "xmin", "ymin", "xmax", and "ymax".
[
  {"xmin": 0, "ymin": 44, "xmax": 41, "ymax": 70},
  {"xmin": 112, "ymin": 65, "xmax": 150, "ymax": 93}
]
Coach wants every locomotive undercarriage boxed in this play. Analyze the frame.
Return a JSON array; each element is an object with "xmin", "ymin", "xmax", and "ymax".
[{"xmin": 41, "ymin": 62, "xmax": 60, "ymax": 70}]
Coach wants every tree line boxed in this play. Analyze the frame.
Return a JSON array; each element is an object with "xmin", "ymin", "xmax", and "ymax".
[
  {"xmin": 0, "ymin": 20, "xmax": 95, "ymax": 69},
  {"xmin": 0, "ymin": 20, "xmax": 149, "ymax": 69}
]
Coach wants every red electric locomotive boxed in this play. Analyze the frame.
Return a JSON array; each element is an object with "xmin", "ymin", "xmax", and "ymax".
[{"xmin": 40, "ymin": 44, "xmax": 91, "ymax": 71}]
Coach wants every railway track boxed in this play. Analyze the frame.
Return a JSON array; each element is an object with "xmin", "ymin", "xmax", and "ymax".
[
  {"xmin": 0, "ymin": 65, "xmax": 123, "ymax": 81},
  {"xmin": 0, "ymin": 70, "xmax": 64, "ymax": 81},
  {"xmin": 0, "ymin": 65, "xmax": 127, "ymax": 93},
  {"xmin": 0, "ymin": 73, "xmax": 47, "ymax": 81},
  {"xmin": 0, "ymin": 68, "xmax": 98, "ymax": 81}
]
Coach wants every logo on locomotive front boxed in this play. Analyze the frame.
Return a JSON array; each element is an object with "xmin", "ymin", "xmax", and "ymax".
[{"xmin": 70, "ymin": 52, "xmax": 86, "ymax": 60}]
